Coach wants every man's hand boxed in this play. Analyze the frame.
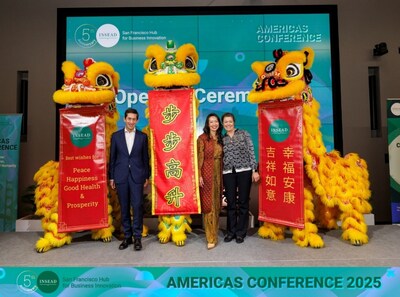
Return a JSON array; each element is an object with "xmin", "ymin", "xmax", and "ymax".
[{"xmin": 109, "ymin": 179, "xmax": 116, "ymax": 190}]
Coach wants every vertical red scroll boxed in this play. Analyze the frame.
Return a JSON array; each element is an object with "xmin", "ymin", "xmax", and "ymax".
[
  {"xmin": 148, "ymin": 89, "xmax": 201, "ymax": 215},
  {"xmin": 58, "ymin": 106, "xmax": 108, "ymax": 232},
  {"xmin": 258, "ymin": 100, "xmax": 304, "ymax": 228}
]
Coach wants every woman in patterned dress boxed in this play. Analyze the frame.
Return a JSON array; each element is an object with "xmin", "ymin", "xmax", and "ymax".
[{"xmin": 197, "ymin": 113, "xmax": 223, "ymax": 249}]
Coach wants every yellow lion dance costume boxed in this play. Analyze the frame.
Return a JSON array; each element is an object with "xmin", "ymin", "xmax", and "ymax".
[
  {"xmin": 33, "ymin": 58, "xmax": 122, "ymax": 252},
  {"xmin": 248, "ymin": 48, "xmax": 372, "ymax": 247},
  {"xmin": 143, "ymin": 41, "xmax": 200, "ymax": 246}
]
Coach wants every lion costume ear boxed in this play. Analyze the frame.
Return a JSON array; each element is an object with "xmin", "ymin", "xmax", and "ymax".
[
  {"xmin": 175, "ymin": 43, "xmax": 199, "ymax": 69},
  {"xmin": 301, "ymin": 47, "xmax": 314, "ymax": 84},
  {"xmin": 302, "ymin": 47, "xmax": 315, "ymax": 70},
  {"xmin": 61, "ymin": 61, "xmax": 80, "ymax": 80},
  {"xmin": 143, "ymin": 44, "xmax": 166, "ymax": 73}
]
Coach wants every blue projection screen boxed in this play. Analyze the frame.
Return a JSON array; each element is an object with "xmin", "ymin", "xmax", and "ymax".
[{"xmin": 58, "ymin": 6, "xmax": 341, "ymax": 155}]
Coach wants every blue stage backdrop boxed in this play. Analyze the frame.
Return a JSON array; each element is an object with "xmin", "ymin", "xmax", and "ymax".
[{"xmin": 58, "ymin": 6, "xmax": 341, "ymax": 157}]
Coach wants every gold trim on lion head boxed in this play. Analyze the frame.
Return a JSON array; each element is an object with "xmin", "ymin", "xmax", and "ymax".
[
  {"xmin": 248, "ymin": 47, "xmax": 315, "ymax": 104},
  {"xmin": 143, "ymin": 40, "xmax": 200, "ymax": 89},
  {"xmin": 53, "ymin": 58, "xmax": 120, "ymax": 105}
]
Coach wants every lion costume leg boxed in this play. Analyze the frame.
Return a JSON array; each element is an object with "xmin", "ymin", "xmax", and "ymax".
[
  {"xmin": 290, "ymin": 179, "xmax": 324, "ymax": 248},
  {"xmin": 170, "ymin": 215, "xmax": 192, "ymax": 246},
  {"xmin": 339, "ymin": 190, "xmax": 372, "ymax": 246},
  {"xmin": 34, "ymin": 161, "xmax": 72, "ymax": 252},
  {"xmin": 36, "ymin": 214, "xmax": 72, "ymax": 253},
  {"xmin": 340, "ymin": 209, "xmax": 369, "ymax": 246},
  {"xmin": 91, "ymin": 193, "xmax": 114, "ymax": 242},
  {"xmin": 157, "ymin": 215, "xmax": 172, "ymax": 243},
  {"xmin": 339, "ymin": 153, "xmax": 372, "ymax": 246},
  {"xmin": 157, "ymin": 215, "xmax": 192, "ymax": 246},
  {"xmin": 258, "ymin": 222, "xmax": 286, "ymax": 241}
]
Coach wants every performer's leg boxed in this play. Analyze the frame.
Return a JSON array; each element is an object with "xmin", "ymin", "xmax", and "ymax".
[
  {"xmin": 109, "ymin": 185, "xmax": 124, "ymax": 239},
  {"xmin": 171, "ymin": 215, "xmax": 192, "ymax": 246},
  {"xmin": 341, "ymin": 204, "xmax": 369, "ymax": 246},
  {"xmin": 291, "ymin": 180, "xmax": 324, "ymax": 248},
  {"xmin": 91, "ymin": 189, "xmax": 114, "ymax": 242},
  {"xmin": 34, "ymin": 161, "xmax": 72, "ymax": 252},
  {"xmin": 223, "ymin": 172, "xmax": 238, "ymax": 238},
  {"xmin": 236, "ymin": 170, "xmax": 252, "ymax": 239},
  {"xmin": 157, "ymin": 215, "xmax": 172, "ymax": 243}
]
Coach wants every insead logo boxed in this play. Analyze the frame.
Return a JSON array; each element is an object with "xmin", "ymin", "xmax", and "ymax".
[
  {"xmin": 70, "ymin": 126, "xmax": 93, "ymax": 148},
  {"xmin": 269, "ymin": 119, "xmax": 290, "ymax": 142},
  {"xmin": 37, "ymin": 271, "xmax": 59, "ymax": 293},
  {"xmin": 391, "ymin": 102, "xmax": 400, "ymax": 116},
  {"xmin": 96, "ymin": 24, "xmax": 120, "ymax": 48}
]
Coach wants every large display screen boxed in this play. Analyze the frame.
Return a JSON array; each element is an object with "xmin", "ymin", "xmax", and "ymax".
[{"xmin": 58, "ymin": 6, "xmax": 341, "ymax": 155}]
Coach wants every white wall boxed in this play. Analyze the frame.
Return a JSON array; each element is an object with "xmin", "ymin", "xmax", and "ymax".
[{"xmin": 1, "ymin": 0, "xmax": 399, "ymax": 223}]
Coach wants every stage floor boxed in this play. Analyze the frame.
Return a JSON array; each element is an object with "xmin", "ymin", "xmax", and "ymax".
[{"xmin": 1, "ymin": 225, "xmax": 399, "ymax": 267}]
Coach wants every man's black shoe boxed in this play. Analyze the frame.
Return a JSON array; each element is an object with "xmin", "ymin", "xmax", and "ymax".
[
  {"xmin": 224, "ymin": 234, "xmax": 235, "ymax": 242},
  {"xmin": 119, "ymin": 238, "xmax": 133, "ymax": 250},
  {"xmin": 134, "ymin": 237, "xmax": 142, "ymax": 251},
  {"xmin": 236, "ymin": 236, "xmax": 244, "ymax": 244}
]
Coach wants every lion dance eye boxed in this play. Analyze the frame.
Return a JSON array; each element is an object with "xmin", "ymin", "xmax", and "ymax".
[
  {"xmin": 185, "ymin": 57, "xmax": 196, "ymax": 71},
  {"xmin": 96, "ymin": 74, "xmax": 112, "ymax": 88},
  {"xmin": 286, "ymin": 64, "xmax": 301, "ymax": 78},
  {"xmin": 148, "ymin": 58, "xmax": 158, "ymax": 72},
  {"xmin": 265, "ymin": 63, "xmax": 276, "ymax": 74}
]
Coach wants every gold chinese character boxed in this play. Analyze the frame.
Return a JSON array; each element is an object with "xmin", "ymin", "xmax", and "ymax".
[
  {"xmin": 283, "ymin": 177, "xmax": 295, "ymax": 189},
  {"xmin": 283, "ymin": 192, "xmax": 295, "ymax": 204},
  {"xmin": 266, "ymin": 147, "xmax": 276, "ymax": 158},
  {"xmin": 165, "ymin": 158, "xmax": 183, "ymax": 179},
  {"xmin": 266, "ymin": 189, "xmax": 276, "ymax": 201},
  {"xmin": 283, "ymin": 147, "xmax": 294, "ymax": 158},
  {"xmin": 162, "ymin": 131, "xmax": 181, "ymax": 152},
  {"xmin": 266, "ymin": 160, "xmax": 276, "ymax": 172},
  {"xmin": 165, "ymin": 186, "xmax": 185, "ymax": 208},
  {"xmin": 265, "ymin": 175, "xmax": 277, "ymax": 187},
  {"xmin": 283, "ymin": 161, "xmax": 295, "ymax": 174},
  {"xmin": 162, "ymin": 104, "xmax": 181, "ymax": 124}
]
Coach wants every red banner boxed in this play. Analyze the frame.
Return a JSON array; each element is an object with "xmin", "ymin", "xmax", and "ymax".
[
  {"xmin": 58, "ymin": 106, "xmax": 108, "ymax": 232},
  {"xmin": 148, "ymin": 89, "xmax": 200, "ymax": 215},
  {"xmin": 258, "ymin": 100, "xmax": 304, "ymax": 228}
]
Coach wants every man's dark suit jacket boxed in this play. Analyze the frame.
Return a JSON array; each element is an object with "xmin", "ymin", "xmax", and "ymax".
[{"xmin": 109, "ymin": 128, "xmax": 149, "ymax": 184}]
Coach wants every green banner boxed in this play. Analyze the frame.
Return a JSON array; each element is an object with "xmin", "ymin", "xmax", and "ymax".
[
  {"xmin": 387, "ymin": 99, "xmax": 400, "ymax": 223},
  {"xmin": 0, "ymin": 266, "xmax": 397, "ymax": 296},
  {"xmin": 0, "ymin": 114, "xmax": 22, "ymax": 231}
]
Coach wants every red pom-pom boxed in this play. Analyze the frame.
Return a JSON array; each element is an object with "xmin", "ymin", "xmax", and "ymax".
[{"xmin": 83, "ymin": 58, "xmax": 95, "ymax": 68}]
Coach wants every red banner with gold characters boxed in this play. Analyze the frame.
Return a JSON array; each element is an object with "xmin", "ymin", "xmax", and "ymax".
[
  {"xmin": 148, "ymin": 89, "xmax": 200, "ymax": 215},
  {"xmin": 58, "ymin": 106, "xmax": 108, "ymax": 232},
  {"xmin": 258, "ymin": 100, "xmax": 304, "ymax": 228}
]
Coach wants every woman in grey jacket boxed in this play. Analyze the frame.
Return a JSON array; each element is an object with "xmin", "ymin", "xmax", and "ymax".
[{"xmin": 221, "ymin": 112, "xmax": 260, "ymax": 244}]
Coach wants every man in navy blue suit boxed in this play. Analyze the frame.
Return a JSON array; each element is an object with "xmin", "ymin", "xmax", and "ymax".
[{"xmin": 109, "ymin": 108, "xmax": 149, "ymax": 251}]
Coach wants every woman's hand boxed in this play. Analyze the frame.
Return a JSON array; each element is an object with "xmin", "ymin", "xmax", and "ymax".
[
  {"xmin": 199, "ymin": 176, "xmax": 204, "ymax": 187},
  {"xmin": 252, "ymin": 172, "xmax": 260, "ymax": 183}
]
